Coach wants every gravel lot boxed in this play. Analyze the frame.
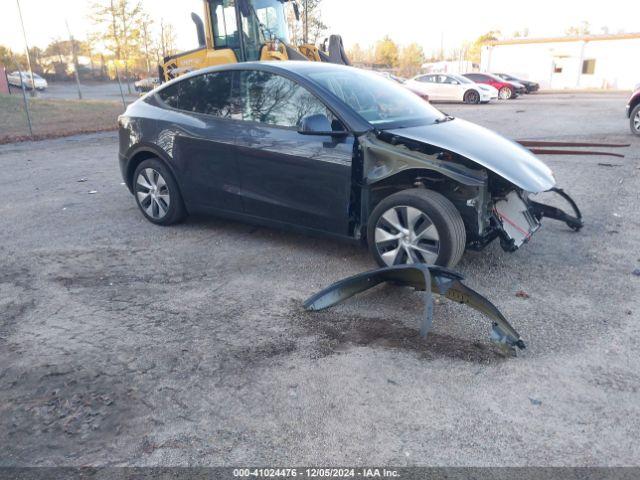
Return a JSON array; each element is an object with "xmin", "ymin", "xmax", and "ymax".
[{"xmin": 1, "ymin": 93, "xmax": 639, "ymax": 467}]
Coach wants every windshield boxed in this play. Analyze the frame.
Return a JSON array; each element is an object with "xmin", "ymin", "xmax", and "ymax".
[
  {"xmin": 241, "ymin": 0, "xmax": 289, "ymax": 43},
  {"xmin": 450, "ymin": 74, "xmax": 473, "ymax": 84},
  {"xmin": 308, "ymin": 68, "xmax": 445, "ymax": 129}
]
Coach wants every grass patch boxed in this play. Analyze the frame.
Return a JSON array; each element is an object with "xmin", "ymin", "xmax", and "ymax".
[{"xmin": 0, "ymin": 94, "xmax": 125, "ymax": 144}]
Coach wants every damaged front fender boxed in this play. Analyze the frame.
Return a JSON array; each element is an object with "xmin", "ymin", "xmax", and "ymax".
[{"xmin": 304, "ymin": 264, "xmax": 526, "ymax": 355}]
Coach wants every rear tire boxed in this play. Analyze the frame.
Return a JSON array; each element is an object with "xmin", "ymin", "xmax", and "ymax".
[
  {"xmin": 630, "ymin": 104, "xmax": 640, "ymax": 136},
  {"xmin": 367, "ymin": 189, "xmax": 466, "ymax": 268},
  {"xmin": 133, "ymin": 158, "xmax": 187, "ymax": 225}
]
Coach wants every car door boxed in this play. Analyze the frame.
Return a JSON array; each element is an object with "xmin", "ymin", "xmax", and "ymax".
[
  {"xmin": 232, "ymin": 69, "xmax": 355, "ymax": 235},
  {"xmin": 418, "ymin": 75, "xmax": 442, "ymax": 99},
  {"xmin": 156, "ymin": 71, "xmax": 243, "ymax": 212},
  {"xmin": 438, "ymin": 75, "xmax": 461, "ymax": 101}
]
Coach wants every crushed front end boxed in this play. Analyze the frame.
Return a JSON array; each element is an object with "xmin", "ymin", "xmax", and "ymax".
[{"xmin": 361, "ymin": 118, "xmax": 590, "ymax": 257}]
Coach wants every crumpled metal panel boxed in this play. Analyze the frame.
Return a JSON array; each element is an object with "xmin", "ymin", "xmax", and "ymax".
[{"xmin": 385, "ymin": 118, "xmax": 556, "ymax": 193}]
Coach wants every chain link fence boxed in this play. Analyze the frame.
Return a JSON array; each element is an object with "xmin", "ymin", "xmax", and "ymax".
[{"xmin": 0, "ymin": 55, "xmax": 145, "ymax": 143}]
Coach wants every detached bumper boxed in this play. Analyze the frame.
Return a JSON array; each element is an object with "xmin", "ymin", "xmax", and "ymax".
[{"xmin": 304, "ymin": 264, "xmax": 526, "ymax": 354}]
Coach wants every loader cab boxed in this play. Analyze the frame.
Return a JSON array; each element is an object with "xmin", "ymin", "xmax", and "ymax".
[{"xmin": 207, "ymin": 0, "xmax": 291, "ymax": 62}]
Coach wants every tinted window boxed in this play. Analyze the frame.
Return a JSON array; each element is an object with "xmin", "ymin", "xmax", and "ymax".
[
  {"xmin": 238, "ymin": 70, "xmax": 332, "ymax": 127},
  {"xmin": 156, "ymin": 72, "xmax": 236, "ymax": 117},
  {"xmin": 157, "ymin": 82, "xmax": 180, "ymax": 109},
  {"xmin": 179, "ymin": 72, "xmax": 235, "ymax": 116}
]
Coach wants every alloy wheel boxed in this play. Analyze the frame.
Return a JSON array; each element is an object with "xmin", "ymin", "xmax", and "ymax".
[
  {"xmin": 374, "ymin": 205, "xmax": 440, "ymax": 266},
  {"xmin": 136, "ymin": 168, "xmax": 171, "ymax": 220},
  {"xmin": 465, "ymin": 91, "xmax": 480, "ymax": 104},
  {"xmin": 634, "ymin": 110, "xmax": 640, "ymax": 132},
  {"xmin": 499, "ymin": 87, "xmax": 512, "ymax": 100}
]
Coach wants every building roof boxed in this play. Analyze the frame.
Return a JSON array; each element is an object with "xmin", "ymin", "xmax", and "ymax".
[{"xmin": 488, "ymin": 32, "xmax": 640, "ymax": 46}]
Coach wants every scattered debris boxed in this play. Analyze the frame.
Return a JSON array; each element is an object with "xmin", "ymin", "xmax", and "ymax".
[
  {"xmin": 632, "ymin": 269, "xmax": 640, "ymax": 277},
  {"xmin": 387, "ymin": 379, "xmax": 399, "ymax": 386},
  {"xmin": 88, "ymin": 190, "xmax": 98, "ymax": 195},
  {"xmin": 77, "ymin": 178, "xmax": 88, "ymax": 183},
  {"xmin": 626, "ymin": 310, "xmax": 633, "ymax": 315},
  {"xmin": 597, "ymin": 163, "xmax": 622, "ymax": 167},
  {"xmin": 515, "ymin": 290, "xmax": 530, "ymax": 299},
  {"xmin": 607, "ymin": 230, "xmax": 619, "ymax": 234},
  {"xmin": 529, "ymin": 397, "xmax": 542, "ymax": 406}
]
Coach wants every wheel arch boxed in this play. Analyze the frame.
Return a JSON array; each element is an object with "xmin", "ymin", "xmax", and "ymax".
[
  {"xmin": 363, "ymin": 168, "xmax": 468, "ymax": 227},
  {"xmin": 123, "ymin": 143, "xmax": 178, "ymax": 193},
  {"xmin": 629, "ymin": 94, "xmax": 640, "ymax": 115}
]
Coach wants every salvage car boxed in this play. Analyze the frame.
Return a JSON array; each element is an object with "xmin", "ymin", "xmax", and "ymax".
[
  {"xmin": 494, "ymin": 73, "xmax": 540, "ymax": 93},
  {"xmin": 463, "ymin": 72, "xmax": 524, "ymax": 99},
  {"xmin": 626, "ymin": 85, "xmax": 640, "ymax": 136},
  {"xmin": 118, "ymin": 62, "xmax": 583, "ymax": 268},
  {"xmin": 405, "ymin": 73, "xmax": 495, "ymax": 104}
]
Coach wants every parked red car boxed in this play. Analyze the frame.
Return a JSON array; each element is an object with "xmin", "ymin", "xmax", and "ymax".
[
  {"xmin": 463, "ymin": 73, "xmax": 522, "ymax": 100},
  {"xmin": 626, "ymin": 85, "xmax": 640, "ymax": 136}
]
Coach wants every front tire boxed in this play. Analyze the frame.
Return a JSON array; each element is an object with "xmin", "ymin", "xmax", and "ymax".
[
  {"xmin": 133, "ymin": 158, "xmax": 186, "ymax": 225},
  {"xmin": 630, "ymin": 104, "xmax": 640, "ymax": 136},
  {"xmin": 367, "ymin": 189, "xmax": 466, "ymax": 268},
  {"xmin": 498, "ymin": 86, "xmax": 513, "ymax": 100},
  {"xmin": 463, "ymin": 90, "xmax": 481, "ymax": 104}
]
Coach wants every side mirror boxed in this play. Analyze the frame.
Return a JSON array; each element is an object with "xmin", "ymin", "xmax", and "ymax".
[
  {"xmin": 298, "ymin": 114, "xmax": 349, "ymax": 137},
  {"xmin": 293, "ymin": 2, "xmax": 301, "ymax": 22},
  {"xmin": 191, "ymin": 13, "xmax": 206, "ymax": 47}
]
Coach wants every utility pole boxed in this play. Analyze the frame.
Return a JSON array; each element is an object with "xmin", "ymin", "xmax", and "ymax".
[
  {"xmin": 16, "ymin": 0, "xmax": 36, "ymax": 97},
  {"xmin": 304, "ymin": 0, "xmax": 308, "ymax": 45},
  {"xmin": 11, "ymin": 52, "xmax": 33, "ymax": 138},
  {"xmin": 65, "ymin": 20, "xmax": 83, "ymax": 100}
]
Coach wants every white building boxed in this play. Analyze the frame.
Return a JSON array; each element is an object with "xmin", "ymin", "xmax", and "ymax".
[
  {"xmin": 421, "ymin": 60, "xmax": 478, "ymax": 75},
  {"xmin": 481, "ymin": 33, "xmax": 640, "ymax": 90}
]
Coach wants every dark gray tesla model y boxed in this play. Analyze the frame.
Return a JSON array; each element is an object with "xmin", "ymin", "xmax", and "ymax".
[{"xmin": 118, "ymin": 61, "xmax": 581, "ymax": 268}]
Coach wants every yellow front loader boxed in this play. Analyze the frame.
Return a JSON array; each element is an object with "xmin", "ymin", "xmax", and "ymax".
[{"xmin": 159, "ymin": 0, "xmax": 351, "ymax": 82}]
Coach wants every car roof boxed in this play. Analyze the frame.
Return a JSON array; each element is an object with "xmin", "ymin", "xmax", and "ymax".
[
  {"xmin": 159, "ymin": 61, "xmax": 373, "ymax": 133},
  {"xmin": 178, "ymin": 60, "xmax": 356, "ymax": 79}
]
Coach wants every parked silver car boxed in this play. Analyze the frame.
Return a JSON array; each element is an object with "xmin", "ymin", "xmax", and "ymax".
[{"xmin": 7, "ymin": 71, "xmax": 48, "ymax": 91}]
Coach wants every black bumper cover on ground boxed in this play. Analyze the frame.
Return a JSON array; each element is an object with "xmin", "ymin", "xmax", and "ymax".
[{"xmin": 304, "ymin": 264, "xmax": 526, "ymax": 355}]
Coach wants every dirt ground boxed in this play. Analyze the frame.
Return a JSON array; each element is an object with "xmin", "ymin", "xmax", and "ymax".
[{"xmin": 0, "ymin": 92, "xmax": 639, "ymax": 467}]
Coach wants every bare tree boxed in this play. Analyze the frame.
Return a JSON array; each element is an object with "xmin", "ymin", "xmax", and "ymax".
[
  {"xmin": 91, "ymin": 0, "xmax": 144, "ymax": 91},
  {"xmin": 287, "ymin": 0, "xmax": 327, "ymax": 46},
  {"xmin": 138, "ymin": 12, "xmax": 154, "ymax": 76}
]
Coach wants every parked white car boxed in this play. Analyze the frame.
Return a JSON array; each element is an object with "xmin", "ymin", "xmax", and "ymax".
[
  {"xmin": 7, "ymin": 71, "xmax": 48, "ymax": 90},
  {"xmin": 134, "ymin": 76, "xmax": 160, "ymax": 93},
  {"xmin": 405, "ymin": 73, "xmax": 495, "ymax": 104}
]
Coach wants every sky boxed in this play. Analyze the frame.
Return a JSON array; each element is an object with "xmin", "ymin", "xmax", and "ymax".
[{"xmin": 0, "ymin": 0, "xmax": 637, "ymax": 56}]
